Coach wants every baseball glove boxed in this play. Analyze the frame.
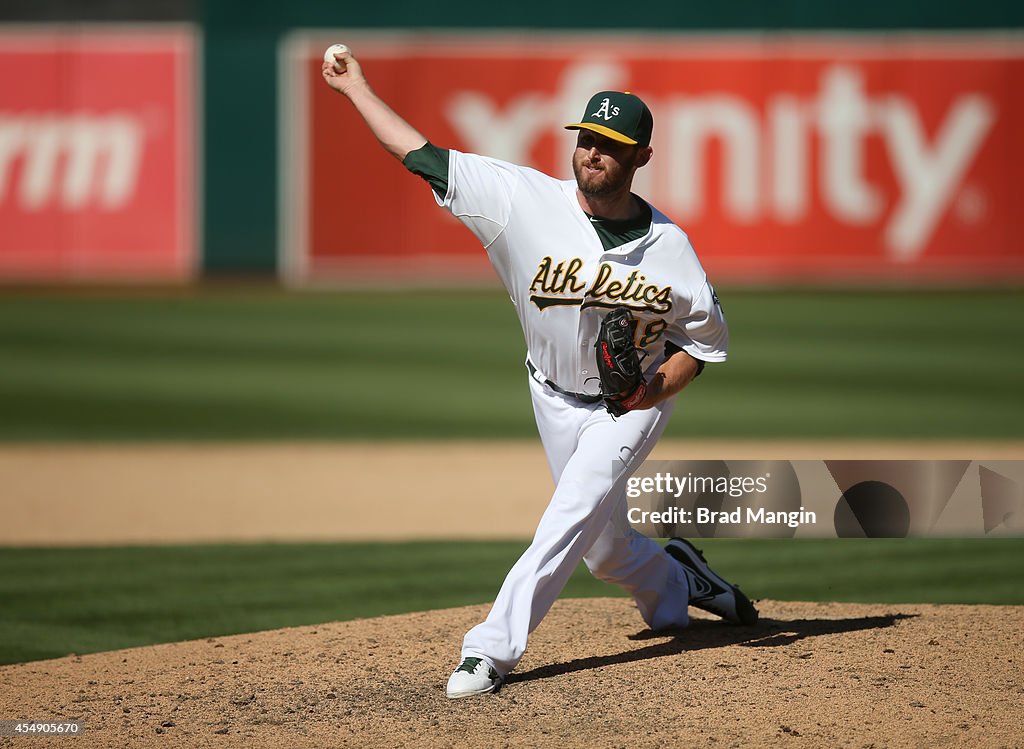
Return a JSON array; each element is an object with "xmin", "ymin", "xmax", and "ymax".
[{"xmin": 595, "ymin": 308, "xmax": 647, "ymax": 416}]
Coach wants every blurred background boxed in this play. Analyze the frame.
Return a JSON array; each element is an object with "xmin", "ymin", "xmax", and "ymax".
[
  {"xmin": 0, "ymin": 0, "xmax": 1020, "ymax": 440},
  {"xmin": 0, "ymin": 0, "xmax": 1022, "ymax": 664}
]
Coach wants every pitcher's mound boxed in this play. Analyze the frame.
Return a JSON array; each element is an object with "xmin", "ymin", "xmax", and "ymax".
[{"xmin": 1, "ymin": 599, "xmax": 1020, "ymax": 748}]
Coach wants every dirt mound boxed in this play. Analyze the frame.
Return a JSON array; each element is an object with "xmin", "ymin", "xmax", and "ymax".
[{"xmin": 1, "ymin": 599, "xmax": 1020, "ymax": 748}]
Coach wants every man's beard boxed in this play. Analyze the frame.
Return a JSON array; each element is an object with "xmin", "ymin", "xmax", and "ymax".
[{"xmin": 573, "ymin": 155, "xmax": 633, "ymax": 198}]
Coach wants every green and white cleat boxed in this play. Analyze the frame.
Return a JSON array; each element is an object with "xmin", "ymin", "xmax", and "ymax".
[{"xmin": 446, "ymin": 657, "xmax": 503, "ymax": 699}]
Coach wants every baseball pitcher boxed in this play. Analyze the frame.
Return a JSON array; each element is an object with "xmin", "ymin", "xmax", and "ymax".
[{"xmin": 322, "ymin": 47, "xmax": 758, "ymax": 699}]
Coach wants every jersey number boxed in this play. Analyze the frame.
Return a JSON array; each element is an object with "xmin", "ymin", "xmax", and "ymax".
[{"xmin": 637, "ymin": 319, "xmax": 668, "ymax": 347}]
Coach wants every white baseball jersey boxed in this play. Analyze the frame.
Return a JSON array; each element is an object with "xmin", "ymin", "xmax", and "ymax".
[{"xmin": 432, "ymin": 149, "xmax": 728, "ymax": 393}]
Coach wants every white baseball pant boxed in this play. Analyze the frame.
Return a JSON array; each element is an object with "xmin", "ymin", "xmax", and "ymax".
[{"xmin": 460, "ymin": 373, "xmax": 691, "ymax": 676}]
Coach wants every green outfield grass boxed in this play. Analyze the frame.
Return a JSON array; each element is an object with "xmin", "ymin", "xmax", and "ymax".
[
  {"xmin": 0, "ymin": 539, "xmax": 1021, "ymax": 665},
  {"xmin": 0, "ymin": 287, "xmax": 1022, "ymax": 440}
]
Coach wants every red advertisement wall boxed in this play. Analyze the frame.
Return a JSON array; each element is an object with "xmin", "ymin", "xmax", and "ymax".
[
  {"xmin": 284, "ymin": 33, "xmax": 1024, "ymax": 284},
  {"xmin": 0, "ymin": 26, "xmax": 196, "ymax": 282}
]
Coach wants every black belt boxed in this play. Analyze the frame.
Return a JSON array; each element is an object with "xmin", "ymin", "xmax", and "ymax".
[{"xmin": 527, "ymin": 360, "xmax": 603, "ymax": 404}]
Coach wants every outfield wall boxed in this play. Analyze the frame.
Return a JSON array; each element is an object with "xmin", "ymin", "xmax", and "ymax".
[
  {"xmin": 1, "ymin": 1, "xmax": 1022, "ymax": 283},
  {"xmin": 0, "ymin": 25, "xmax": 199, "ymax": 283},
  {"xmin": 283, "ymin": 31, "xmax": 1024, "ymax": 285}
]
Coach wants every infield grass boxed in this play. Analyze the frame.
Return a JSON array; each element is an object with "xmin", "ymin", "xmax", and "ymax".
[
  {"xmin": 0, "ymin": 538, "xmax": 1021, "ymax": 665},
  {"xmin": 0, "ymin": 287, "xmax": 1022, "ymax": 440}
]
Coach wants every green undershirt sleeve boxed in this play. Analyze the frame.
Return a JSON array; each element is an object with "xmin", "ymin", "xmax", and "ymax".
[{"xmin": 402, "ymin": 142, "xmax": 450, "ymax": 197}]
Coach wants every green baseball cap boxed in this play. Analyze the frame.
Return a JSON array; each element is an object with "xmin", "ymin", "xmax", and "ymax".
[{"xmin": 564, "ymin": 91, "xmax": 653, "ymax": 147}]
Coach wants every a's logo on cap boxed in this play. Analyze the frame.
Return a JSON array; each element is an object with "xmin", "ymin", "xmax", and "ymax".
[{"xmin": 590, "ymin": 97, "xmax": 620, "ymax": 121}]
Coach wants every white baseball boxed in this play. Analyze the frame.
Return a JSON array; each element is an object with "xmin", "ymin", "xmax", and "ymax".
[{"xmin": 324, "ymin": 44, "xmax": 349, "ymax": 68}]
